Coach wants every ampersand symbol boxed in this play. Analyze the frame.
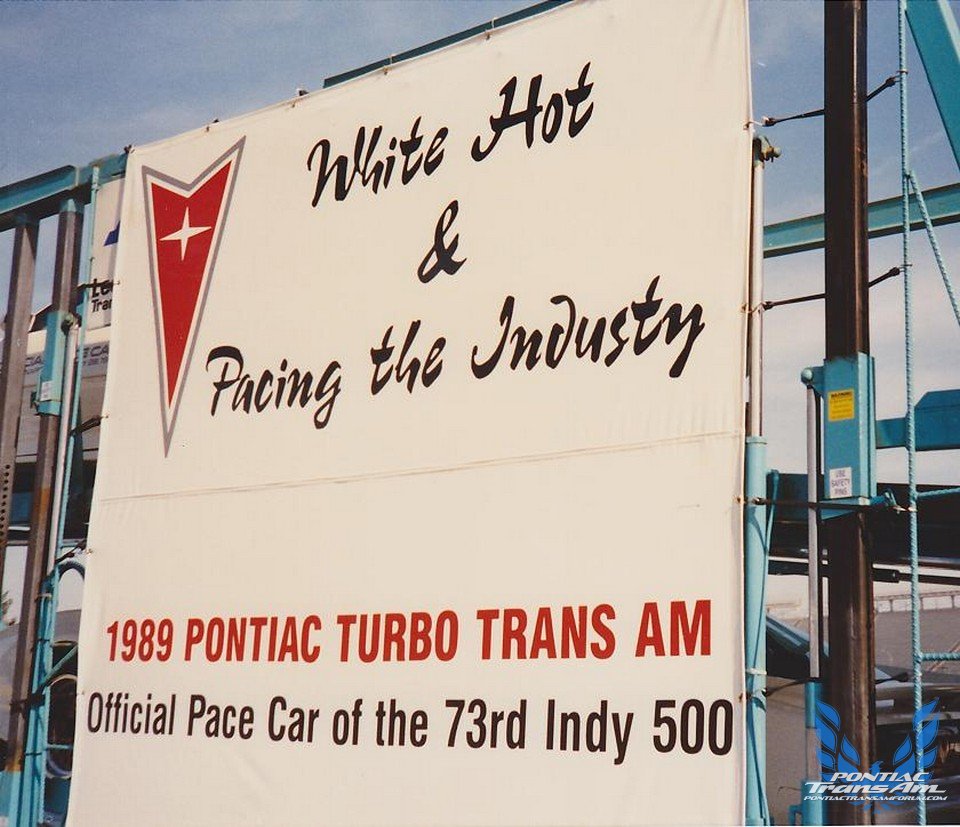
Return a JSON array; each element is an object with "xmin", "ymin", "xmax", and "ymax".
[{"xmin": 417, "ymin": 200, "xmax": 466, "ymax": 284}]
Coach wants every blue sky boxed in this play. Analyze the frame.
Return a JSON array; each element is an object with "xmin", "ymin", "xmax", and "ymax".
[{"xmin": 0, "ymin": 0, "xmax": 958, "ymax": 483}]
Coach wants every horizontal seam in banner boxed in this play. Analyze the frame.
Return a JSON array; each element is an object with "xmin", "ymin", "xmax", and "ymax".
[{"xmin": 96, "ymin": 429, "xmax": 743, "ymax": 504}]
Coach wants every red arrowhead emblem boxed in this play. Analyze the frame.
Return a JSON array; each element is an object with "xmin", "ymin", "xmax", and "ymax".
[{"xmin": 143, "ymin": 139, "xmax": 243, "ymax": 452}]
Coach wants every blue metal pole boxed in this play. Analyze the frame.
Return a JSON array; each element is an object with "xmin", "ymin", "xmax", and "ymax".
[
  {"xmin": 745, "ymin": 437, "xmax": 769, "ymax": 826},
  {"xmin": 801, "ymin": 681, "xmax": 826, "ymax": 825},
  {"xmin": 763, "ymin": 181, "xmax": 960, "ymax": 259},
  {"xmin": 55, "ymin": 166, "xmax": 97, "ymax": 553},
  {"xmin": 906, "ymin": 0, "xmax": 960, "ymax": 172}
]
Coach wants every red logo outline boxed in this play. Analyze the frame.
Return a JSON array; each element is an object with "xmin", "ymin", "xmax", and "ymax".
[{"xmin": 143, "ymin": 138, "xmax": 244, "ymax": 453}]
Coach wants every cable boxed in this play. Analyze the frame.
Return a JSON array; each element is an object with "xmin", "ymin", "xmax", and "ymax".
[
  {"xmin": 761, "ymin": 75, "xmax": 898, "ymax": 127},
  {"xmin": 907, "ymin": 171, "xmax": 960, "ymax": 329},
  {"xmin": 763, "ymin": 266, "xmax": 900, "ymax": 310}
]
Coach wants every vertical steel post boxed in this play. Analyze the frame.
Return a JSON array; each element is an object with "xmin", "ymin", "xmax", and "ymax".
[
  {"xmin": 806, "ymin": 386, "xmax": 822, "ymax": 689},
  {"xmin": 0, "ymin": 217, "xmax": 39, "ymax": 607},
  {"xmin": 824, "ymin": 3, "xmax": 875, "ymax": 824},
  {"xmin": 744, "ymin": 138, "xmax": 770, "ymax": 826},
  {"xmin": 747, "ymin": 139, "xmax": 765, "ymax": 440},
  {"xmin": 5, "ymin": 201, "xmax": 82, "ymax": 806}
]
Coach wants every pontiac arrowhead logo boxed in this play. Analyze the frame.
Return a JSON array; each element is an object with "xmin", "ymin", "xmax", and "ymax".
[{"xmin": 143, "ymin": 138, "xmax": 243, "ymax": 452}]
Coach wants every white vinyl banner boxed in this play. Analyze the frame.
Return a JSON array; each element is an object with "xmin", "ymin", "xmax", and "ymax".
[
  {"xmin": 71, "ymin": 1, "xmax": 752, "ymax": 824},
  {"xmin": 85, "ymin": 176, "xmax": 123, "ymax": 330}
]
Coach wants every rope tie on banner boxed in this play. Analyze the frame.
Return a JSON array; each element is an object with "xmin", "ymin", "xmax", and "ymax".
[
  {"xmin": 761, "ymin": 74, "xmax": 898, "ymax": 126},
  {"xmin": 744, "ymin": 301, "xmax": 765, "ymax": 318}
]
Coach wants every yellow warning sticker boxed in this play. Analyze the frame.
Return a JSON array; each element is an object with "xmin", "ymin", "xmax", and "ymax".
[{"xmin": 827, "ymin": 389, "xmax": 855, "ymax": 421}]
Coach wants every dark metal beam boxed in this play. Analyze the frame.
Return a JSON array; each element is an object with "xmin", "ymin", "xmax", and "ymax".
[
  {"xmin": 823, "ymin": 4, "xmax": 875, "ymax": 823},
  {"xmin": 0, "ymin": 219, "xmax": 39, "ymax": 602},
  {"xmin": 824, "ymin": 2, "xmax": 870, "ymax": 359}
]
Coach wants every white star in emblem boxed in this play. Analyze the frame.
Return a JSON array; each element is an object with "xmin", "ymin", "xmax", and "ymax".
[{"xmin": 160, "ymin": 207, "xmax": 211, "ymax": 259}]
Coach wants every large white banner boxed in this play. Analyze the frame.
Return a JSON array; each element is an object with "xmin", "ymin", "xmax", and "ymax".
[
  {"xmin": 85, "ymin": 176, "xmax": 123, "ymax": 331},
  {"xmin": 70, "ymin": 1, "xmax": 752, "ymax": 823}
]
